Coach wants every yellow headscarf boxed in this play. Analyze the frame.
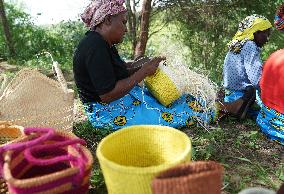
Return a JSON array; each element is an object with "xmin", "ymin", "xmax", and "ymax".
[{"xmin": 228, "ymin": 14, "xmax": 272, "ymax": 54}]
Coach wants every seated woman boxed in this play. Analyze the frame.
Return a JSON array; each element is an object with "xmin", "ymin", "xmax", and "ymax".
[
  {"xmin": 222, "ymin": 15, "xmax": 272, "ymax": 119},
  {"xmin": 73, "ymin": 0, "xmax": 216, "ymax": 130},
  {"xmin": 256, "ymin": 49, "xmax": 284, "ymax": 145},
  {"xmin": 274, "ymin": 3, "xmax": 284, "ymax": 31}
]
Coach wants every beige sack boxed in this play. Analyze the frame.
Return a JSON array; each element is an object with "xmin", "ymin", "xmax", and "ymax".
[{"xmin": 0, "ymin": 62, "xmax": 74, "ymax": 131}]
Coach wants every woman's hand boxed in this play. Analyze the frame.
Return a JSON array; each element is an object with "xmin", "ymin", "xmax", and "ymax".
[
  {"xmin": 126, "ymin": 56, "xmax": 151, "ymax": 75},
  {"xmin": 99, "ymin": 56, "xmax": 165, "ymax": 103},
  {"xmin": 141, "ymin": 56, "xmax": 166, "ymax": 76}
]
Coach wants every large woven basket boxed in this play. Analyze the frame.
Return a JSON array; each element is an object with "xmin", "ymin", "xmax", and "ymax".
[
  {"xmin": 0, "ymin": 121, "xmax": 24, "ymax": 194},
  {"xmin": 145, "ymin": 65, "xmax": 182, "ymax": 106},
  {"xmin": 96, "ymin": 125, "xmax": 192, "ymax": 194},
  {"xmin": 0, "ymin": 62, "xmax": 74, "ymax": 131},
  {"xmin": 151, "ymin": 161, "xmax": 224, "ymax": 194}
]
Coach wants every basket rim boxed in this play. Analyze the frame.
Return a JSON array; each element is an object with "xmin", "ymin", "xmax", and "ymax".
[
  {"xmin": 96, "ymin": 125, "xmax": 192, "ymax": 174},
  {"xmin": 3, "ymin": 130, "xmax": 94, "ymax": 188},
  {"xmin": 153, "ymin": 161, "xmax": 224, "ymax": 182}
]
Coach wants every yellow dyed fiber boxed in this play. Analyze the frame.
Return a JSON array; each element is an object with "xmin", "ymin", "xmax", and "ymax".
[
  {"xmin": 145, "ymin": 68, "xmax": 181, "ymax": 106},
  {"xmin": 96, "ymin": 125, "xmax": 192, "ymax": 194},
  {"xmin": 0, "ymin": 122, "xmax": 23, "ymax": 144}
]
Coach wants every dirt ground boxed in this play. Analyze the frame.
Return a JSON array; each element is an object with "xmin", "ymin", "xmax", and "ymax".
[
  {"xmin": 74, "ymin": 99, "xmax": 283, "ymax": 194},
  {"xmin": 1, "ymin": 64, "xmax": 283, "ymax": 194},
  {"xmin": 183, "ymin": 116, "xmax": 283, "ymax": 193}
]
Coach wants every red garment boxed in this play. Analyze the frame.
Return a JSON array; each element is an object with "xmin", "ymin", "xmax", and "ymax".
[{"xmin": 260, "ymin": 49, "xmax": 284, "ymax": 114}]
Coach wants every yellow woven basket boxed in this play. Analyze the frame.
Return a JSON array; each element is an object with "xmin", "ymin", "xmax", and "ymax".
[
  {"xmin": 0, "ymin": 121, "xmax": 24, "ymax": 194},
  {"xmin": 145, "ymin": 65, "xmax": 182, "ymax": 106},
  {"xmin": 96, "ymin": 125, "xmax": 192, "ymax": 194},
  {"xmin": 0, "ymin": 121, "xmax": 23, "ymax": 144}
]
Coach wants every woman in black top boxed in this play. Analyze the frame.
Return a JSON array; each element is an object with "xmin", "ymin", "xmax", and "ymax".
[{"xmin": 74, "ymin": 0, "xmax": 216, "ymax": 130}]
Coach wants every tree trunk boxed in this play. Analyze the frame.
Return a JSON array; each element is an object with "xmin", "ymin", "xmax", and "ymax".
[
  {"xmin": 134, "ymin": 0, "xmax": 152, "ymax": 58},
  {"xmin": 126, "ymin": 0, "xmax": 137, "ymax": 58},
  {"xmin": 0, "ymin": 0, "xmax": 15, "ymax": 56}
]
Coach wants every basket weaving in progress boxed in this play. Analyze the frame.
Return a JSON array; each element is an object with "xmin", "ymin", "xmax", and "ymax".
[{"xmin": 145, "ymin": 65, "xmax": 182, "ymax": 106}]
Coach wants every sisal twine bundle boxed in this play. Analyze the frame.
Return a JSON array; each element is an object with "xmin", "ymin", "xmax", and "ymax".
[
  {"xmin": 151, "ymin": 161, "xmax": 224, "ymax": 194},
  {"xmin": 169, "ymin": 62, "xmax": 217, "ymax": 111},
  {"xmin": 145, "ymin": 42, "xmax": 218, "ymax": 126},
  {"xmin": 0, "ymin": 121, "xmax": 24, "ymax": 194},
  {"xmin": 161, "ymin": 43, "xmax": 217, "ymax": 112},
  {"xmin": 0, "ymin": 62, "xmax": 74, "ymax": 131}
]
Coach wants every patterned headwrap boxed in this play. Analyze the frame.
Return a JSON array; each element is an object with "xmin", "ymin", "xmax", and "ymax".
[
  {"xmin": 275, "ymin": 3, "xmax": 284, "ymax": 31},
  {"xmin": 81, "ymin": 0, "xmax": 127, "ymax": 29},
  {"xmin": 274, "ymin": 15, "xmax": 284, "ymax": 31},
  {"xmin": 228, "ymin": 14, "xmax": 272, "ymax": 54}
]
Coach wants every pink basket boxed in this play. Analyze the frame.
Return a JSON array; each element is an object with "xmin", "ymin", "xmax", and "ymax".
[{"xmin": 0, "ymin": 128, "xmax": 93, "ymax": 194}]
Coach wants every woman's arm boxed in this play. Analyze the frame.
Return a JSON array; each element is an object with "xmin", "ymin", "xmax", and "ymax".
[{"xmin": 100, "ymin": 57, "xmax": 164, "ymax": 102}]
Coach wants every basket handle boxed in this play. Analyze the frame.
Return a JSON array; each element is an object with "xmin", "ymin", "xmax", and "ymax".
[
  {"xmin": 52, "ymin": 61, "xmax": 68, "ymax": 94},
  {"xmin": 0, "ymin": 74, "xmax": 8, "ymax": 96},
  {"xmin": 24, "ymin": 138, "xmax": 86, "ymax": 165},
  {"xmin": 0, "ymin": 128, "xmax": 54, "ymax": 153},
  {"xmin": 24, "ymin": 138, "xmax": 86, "ymax": 186}
]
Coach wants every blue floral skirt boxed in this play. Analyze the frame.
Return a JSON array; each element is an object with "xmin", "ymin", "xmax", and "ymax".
[
  {"xmin": 224, "ymin": 89, "xmax": 244, "ymax": 103},
  {"xmin": 256, "ymin": 100, "xmax": 284, "ymax": 145},
  {"xmin": 85, "ymin": 86, "xmax": 216, "ymax": 130},
  {"xmin": 224, "ymin": 89, "xmax": 260, "ymax": 118}
]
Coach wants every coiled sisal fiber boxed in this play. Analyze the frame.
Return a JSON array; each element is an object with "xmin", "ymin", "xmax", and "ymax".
[
  {"xmin": 151, "ymin": 161, "xmax": 224, "ymax": 194},
  {"xmin": 96, "ymin": 125, "xmax": 192, "ymax": 194},
  {"xmin": 145, "ymin": 65, "xmax": 182, "ymax": 106},
  {"xmin": 0, "ymin": 63, "xmax": 74, "ymax": 131},
  {"xmin": 0, "ymin": 128, "xmax": 93, "ymax": 194}
]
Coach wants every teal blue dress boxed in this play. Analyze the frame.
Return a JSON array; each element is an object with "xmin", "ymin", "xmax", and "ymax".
[{"xmin": 85, "ymin": 86, "xmax": 216, "ymax": 130}]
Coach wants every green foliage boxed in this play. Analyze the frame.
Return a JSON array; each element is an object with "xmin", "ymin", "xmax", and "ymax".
[
  {"xmin": 0, "ymin": 2, "xmax": 86, "ymax": 71},
  {"xmin": 89, "ymin": 168, "xmax": 107, "ymax": 194},
  {"xmin": 3, "ymin": 0, "xmax": 284, "ymax": 78},
  {"xmin": 144, "ymin": 0, "xmax": 284, "ymax": 84},
  {"xmin": 186, "ymin": 116, "xmax": 282, "ymax": 193},
  {"xmin": 117, "ymin": 33, "xmax": 133, "ymax": 60},
  {"xmin": 73, "ymin": 121, "xmax": 113, "ymax": 193},
  {"xmin": 190, "ymin": 126, "xmax": 226, "ymax": 161},
  {"xmin": 73, "ymin": 120, "xmax": 113, "ymax": 154}
]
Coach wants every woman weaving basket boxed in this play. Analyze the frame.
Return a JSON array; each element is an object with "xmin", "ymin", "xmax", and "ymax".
[{"xmin": 73, "ymin": 0, "xmax": 216, "ymax": 130}]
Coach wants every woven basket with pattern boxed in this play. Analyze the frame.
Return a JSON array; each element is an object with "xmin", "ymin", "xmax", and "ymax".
[
  {"xmin": 145, "ymin": 65, "xmax": 182, "ymax": 106},
  {"xmin": 96, "ymin": 125, "xmax": 192, "ymax": 194},
  {"xmin": 0, "ymin": 62, "xmax": 74, "ymax": 131},
  {"xmin": 0, "ymin": 121, "xmax": 24, "ymax": 194},
  {"xmin": 151, "ymin": 161, "xmax": 224, "ymax": 194},
  {"xmin": 0, "ymin": 127, "xmax": 93, "ymax": 194}
]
